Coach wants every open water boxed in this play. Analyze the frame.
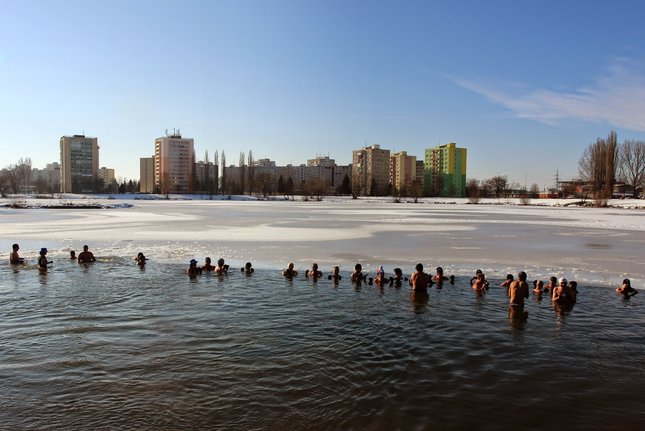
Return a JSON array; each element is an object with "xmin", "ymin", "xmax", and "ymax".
[{"xmin": 1, "ymin": 258, "xmax": 643, "ymax": 430}]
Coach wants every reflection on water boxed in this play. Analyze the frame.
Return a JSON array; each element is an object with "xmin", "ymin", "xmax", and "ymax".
[
  {"xmin": 1, "ymin": 261, "xmax": 644, "ymax": 430},
  {"xmin": 508, "ymin": 305, "xmax": 529, "ymax": 331}
]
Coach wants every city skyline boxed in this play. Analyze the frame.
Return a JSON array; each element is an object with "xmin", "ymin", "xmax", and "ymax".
[{"xmin": 2, "ymin": 1, "xmax": 645, "ymax": 189}]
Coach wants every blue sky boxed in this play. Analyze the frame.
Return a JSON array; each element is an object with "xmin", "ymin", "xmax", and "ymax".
[{"xmin": 2, "ymin": 0, "xmax": 645, "ymax": 189}]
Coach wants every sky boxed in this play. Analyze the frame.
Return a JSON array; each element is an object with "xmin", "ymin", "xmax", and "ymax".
[{"xmin": 2, "ymin": 0, "xmax": 645, "ymax": 189}]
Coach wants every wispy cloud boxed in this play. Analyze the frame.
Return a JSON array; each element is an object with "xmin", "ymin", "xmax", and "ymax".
[{"xmin": 453, "ymin": 59, "xmax": 645, "ymax": 131}]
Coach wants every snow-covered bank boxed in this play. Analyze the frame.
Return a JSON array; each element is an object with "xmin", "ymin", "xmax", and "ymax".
[{"xmin": 1, "ymin": 193, "xmax": 644, "ymax": 208}]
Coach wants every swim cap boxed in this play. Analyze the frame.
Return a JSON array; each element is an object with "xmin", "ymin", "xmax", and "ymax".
[
  {"xmin": 40, "ymin": 248, "xmax": 47, "ymax": 254},
  {"xmin": 559, "ymin": 277, "xmax": 568, "ymax": 284}
]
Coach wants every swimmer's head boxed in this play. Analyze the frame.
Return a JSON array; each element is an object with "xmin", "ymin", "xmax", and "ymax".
[
  {"xmin": 436, "ymin": 267, "xmax": 444, "ymax": 275},
  {"xmin": 83, "ymin": 245, "xmax": 89, "ymax": 251},
  {"xmin": 40, "ymin": 247, "xmax": 47, "ymax": 255},
  {"xmin": 205, "ymin": 257, "xmax": 211, "ymax": 264},
  {"xmin": 190, "ymin": 259, "xmax": 197, "ymax": 266},
  {"xmin": 537, "ymin": 280, "xmax": 544, "ymax": 288},
  {"xmin": 506, "ymin": 273, "xmax": 514, "ymax": 281},
  {"xmin": 218, "ymin": 258, "xmax": 225, "ymax": 266},
  {"xmin": 288, "ymin": 262, "xmax": 294, "ymax": 269},
  {"xmin": 569, "ymin": 280, "xmax": 577, "ymax": 289},
  {"xmin": 559, "ymin": 277, "xmax": 568, "ymax": 285},
  {"xmin": 623, "ymin": 279, "xmax": 631, "ymax": 286},
  {"xmin": 312, "ymin": 263, "xmax": 318, "ymax": 270},
  {"xmin": 245, "ymin": 262, "xmax": 252, "ymax": 269},
  {"xmin": 12, "ymin": 243, "xmax": 19, "ymax": 250},
  {"xmin": 377, "ymin": 265, "xmax": 384, "ymax": 275},
  {"xmin": 415, "ymin": 263, "xmax": 423, "ymax": 272},
  {"xmin": 518, "ymin": 271, "xmax": 527, "ymax": 282},
  {"xmin": 394, "ymin": 268, "xmax": 402, "ymax": 276},
  {"xmin": 354, "ymin": 263, "xmax": 362, "ymax": 271}
]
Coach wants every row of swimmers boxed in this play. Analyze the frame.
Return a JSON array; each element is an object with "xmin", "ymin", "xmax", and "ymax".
[
  {"xmin": 9, "ymin": 244, "xmax": 638, "ymax": 300},
  {"xmin": 10, "ymin": 243, "xmax": 96, "ymax": 270},
  {"xmin": 282, "ymin": 262, "xmax": 639, "ymax": 303}
]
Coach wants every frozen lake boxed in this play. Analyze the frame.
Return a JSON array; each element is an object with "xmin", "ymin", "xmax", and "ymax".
[
  {"xmin": 1, "ymin": 199, "xmax": 643, "ymax": 286},
  {"xmin": 1, "ymin": 199, "xmax": 644, "ymax": 429}
]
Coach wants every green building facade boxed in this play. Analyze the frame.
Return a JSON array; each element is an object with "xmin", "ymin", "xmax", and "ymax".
[{"xmin": 424, "ymin": 143, "xmax": 467, "ymax": 197}]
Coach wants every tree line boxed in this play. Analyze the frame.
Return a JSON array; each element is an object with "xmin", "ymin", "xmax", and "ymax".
[
  {"xmin": 578, "ymin": 131, "xmax": 644, "ymax": 200},
  {"xmin": 0, "ymin": 158, "xmax": 140, "ymax": 197}
]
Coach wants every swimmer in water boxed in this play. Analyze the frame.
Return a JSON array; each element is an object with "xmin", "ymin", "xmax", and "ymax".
[
  {"xmin": 389, "ymin": 267, "xmax": 405, "ymax": 287},
  {"xmin": 77, "ymin": 245, "xmax": 96, "ymax": 264},
  {"xmin": 69, "ymin": 250, "xmax": 76, "ymax": 260},
  {"xmin": 10, "ymin": 244, "xmax": 24, "ymax": 264},
  {"xmin": 472, "ymin": 273, "xmax": 488, "ymax": 292},
  {"xmin": 38, "ymin": 248, "xmax": 52, "ymax": 271},
  {"xmin": 328, "ymin": 265, "xmax": 342, "ymax": 283},
  {"xmin": 545, "ymin": 276, "xmax": 558, "ymax": 297},
  {"xmin": 351, "ymin": 263, "xmax": 366, "ymax": 283},
  {"xmin": 202, "ymin": 257, "xmax": 215, "ymax": 271},
  {"xmin": 508, "ymin": 271, "xmax": 529, "ymax": 307},
  {"xmin": 187, "ymin": 259, "xmax": 202, "ymax": 277},
  {"xmin": 409, "ymin": 263, "xmax": 430, "ymax": 293},
  {"xmin": 533, "ymin": 279, "xmax": 545, "ymax": 295},
  {"xmin": 568, "ymin": 280, "xmax": 578, "ymax": 303},
  {"xmin": 214, "ymin": 258, "xmax": 229, "ymax": 275},
  {"xmin": 616, "ymin": 279, "xmax": 638, "ymax": 298},
  {"xmin": 432, "ymin": 266, "xmax": 448, "ymax": 288},
  {"xmin": 135, "ymin": 252, "xmax": 147, "ymax": 266},
  {"xmin": 374, "ymin": 265, "xmax": 386, "ymax": 286},
  {"xmin": 552, "ymin": 277, "xmax": 570, "ymax": 303},
  {"xmin": 305, "ymin": 263, "xmax": 323, "ymax": 279},
  {"xmin": 433, "ymin": 267, "xmax": 449, "ymax": 282},
  {"xmin": 283, "ymin": 262, "xmax": 298, "ymax": 278},
  {"xmin": 500, "ymin": 274, "xmax": 514, "ymax": 293},
  {"xmin": 242, "ymin": 262, "xmax": 254, "ymax": 275},
  {"xmin": 470, "ymin": 269, "xmax": 489, "ymax": 290}
]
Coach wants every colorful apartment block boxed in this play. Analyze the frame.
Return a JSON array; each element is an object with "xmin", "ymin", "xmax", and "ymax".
[{"xmin": 424, "ymin": 143, "xmax": 467, "ymax": 197}]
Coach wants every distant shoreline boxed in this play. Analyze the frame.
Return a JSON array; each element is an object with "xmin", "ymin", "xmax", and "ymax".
[{"xmin": 1, "ymin": 194, "xmax": 643, "ymax": 210}]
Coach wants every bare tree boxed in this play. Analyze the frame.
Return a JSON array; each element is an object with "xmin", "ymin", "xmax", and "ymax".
[
  {"xmin": 247, "ymin": 150, "xmax": 255, "ymax": 195},
  {"xmin": 220, "ymin": 151, "xmax": 227, "ymax": 194},
  {"xmin": 529, "ymin": 183, "xmax": 540, "ymax": 196},
  {"xmin": 486, "ymin": 175, "xmax": 508, "ymax": 199},
  {"xmin": 16, "ymin": 158, "xmax": 32, "ymax": 193},
  {"xmin": 305, "ymin": 177, "xmax": 328, "ymax": 201},
  {"xmin": 466, "ymin": 178, "xmax": 481, "ymax": 203},
  {"xmin": 618, "ymin": 140, "xmax": 645, "ymax": 198},
  {"xmin": 255, "ymin": 172, "xmax": 272, "ymax": 197},
  {"xmin": 238, "ymin": 151, "xmax": 246, "ymax": 195},
  {"xmin": 409, "ymin": 180, "xmax": 423, "ymax": 203},
  {"xmin": 1, "ymin": 164, "xmax": 19, "ymax": 194},
  {"xmin": 579, "ymin": 131, "xmax": 618, "ymax": 199}
]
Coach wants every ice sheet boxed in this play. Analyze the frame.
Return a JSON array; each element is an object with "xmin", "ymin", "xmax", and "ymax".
[{"xmin": 1, "ymin": 198, "xmax": 643, "ymax": 287}]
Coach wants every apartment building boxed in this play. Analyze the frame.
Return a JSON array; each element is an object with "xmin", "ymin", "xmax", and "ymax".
[
  {"xmin": 424, "ymin": 142, "xmax": 467, "ymax": 197},
  {"xmin": 60, "ymin": 135, "xmax": 99, "ymax": 193},
  {"xmin": 154, "ymin": 132, "xmax": 194, "ymax": 194},
  {"xmin": 352, "ymin": 144, "xmax": 391, "ymax": 196},
  {"xmin": 390, "ymin": 151, "xmax": 417, "ymax": 194}
]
